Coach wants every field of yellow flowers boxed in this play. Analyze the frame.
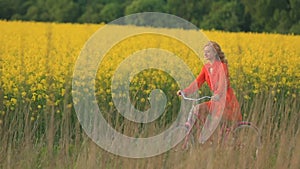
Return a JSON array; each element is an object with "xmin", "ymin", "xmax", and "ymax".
[{"xmin": 0, "ymin": 20, "xmax": 299, "ymax": 169}]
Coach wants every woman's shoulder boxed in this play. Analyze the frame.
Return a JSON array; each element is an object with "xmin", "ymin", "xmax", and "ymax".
[
  {"xmin": 203, "ymin": 63, "xmax": 211, "ymax": 70},
  {"xmin": 214, "ymin": 61, "xmax": 229, "ymax": 72},
  {"xmin": 215, "ymin": 60, "xmax": 227, "ymax": 67}
]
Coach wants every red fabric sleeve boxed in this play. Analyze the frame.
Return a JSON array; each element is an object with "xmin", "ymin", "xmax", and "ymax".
[{"xmin": 182, "ymin": 66, "xmax": 206, "ymax": 95}]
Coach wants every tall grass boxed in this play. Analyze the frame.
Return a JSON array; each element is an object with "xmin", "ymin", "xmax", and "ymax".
[{"xmin": 0, "ymin": 89, "xmax": 299, "ymax": 169}]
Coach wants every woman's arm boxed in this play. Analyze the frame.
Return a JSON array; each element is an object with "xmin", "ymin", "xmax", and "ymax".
[{"xmin": 181, "ymin": 66, "xmax": 206, "ymax": 96}]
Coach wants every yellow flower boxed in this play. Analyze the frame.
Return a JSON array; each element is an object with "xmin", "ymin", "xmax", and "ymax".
[
  {"xmin": 140, "ymin": 98, "xmax": 146, "ymax": 103},
  {"xmin": 30, "ymin": 116, "xmax": 35, "ymax": 121},
  {"xmin": 243, "ymin": 95, "xmax": 250, "ymax": 100},
  {"xmin": 67, "ymin": 104, "xmax": 72, "ymax": 108},
  {"xmin": 11, "ymin": 98, "xmax": 17, "ymax": 105},
  {"xmin": 0, "ymin": 20, "xmax": 299, "ymax": 118}
]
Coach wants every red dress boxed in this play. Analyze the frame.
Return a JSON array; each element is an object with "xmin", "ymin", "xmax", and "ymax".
[{"xmin": 182, "ymin": 61, "xmax": 242, "ymax": 121}]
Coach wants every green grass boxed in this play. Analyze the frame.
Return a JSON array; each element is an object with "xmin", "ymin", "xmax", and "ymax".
[{"xmin": 0, "ymin": 89, "xmax": 299, "ymax": 169}]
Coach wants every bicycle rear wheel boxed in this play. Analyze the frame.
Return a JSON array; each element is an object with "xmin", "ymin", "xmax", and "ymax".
[{"xmin": 231, "ymin": 121, "xmax": 262, "ymax": 156}]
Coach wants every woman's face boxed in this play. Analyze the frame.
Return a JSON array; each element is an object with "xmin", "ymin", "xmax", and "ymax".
[{"xmin": 204, "ymin": 45, "xmax": 216, "ymax": 61}]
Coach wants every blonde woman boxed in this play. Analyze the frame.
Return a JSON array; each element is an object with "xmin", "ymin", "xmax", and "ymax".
[{"xmin": 177, "ymin": 41, "xmax": 242, "ymax": 129}]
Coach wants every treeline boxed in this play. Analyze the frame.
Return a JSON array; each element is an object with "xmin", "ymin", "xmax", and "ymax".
[{"xmin": 1, "ymin": 0, "xmax": 300, "ymax": 34}]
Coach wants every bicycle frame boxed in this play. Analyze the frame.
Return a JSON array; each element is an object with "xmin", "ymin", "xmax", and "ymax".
[
  {"xmin": 179, "ymin": 92, "xmax": 211, "ymax": 149},
  {"xmin": 180, "ymin": 92, "xmax": 211, "ymax": 103},
  {"xmin": 180, "ymin": 92, "xmax": 211, "ymax": 129},
  {"xmin": 177, "ymin": 91, "xmax": 262, "ymax": 151}
]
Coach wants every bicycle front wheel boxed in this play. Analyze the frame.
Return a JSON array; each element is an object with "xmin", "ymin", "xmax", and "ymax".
[{"xmin": 167, "ymin": 125, "xmax": 195, "ymax": 152}]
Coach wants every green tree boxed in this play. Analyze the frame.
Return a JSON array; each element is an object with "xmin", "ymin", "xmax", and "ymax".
[
  {"xmin": 0, "ymin": 0, "xmax": 17, "ymax": 19},
  {"xmin": 273, "ymin": 9, "xmax": 292, "ymax": 34},
  {"xmin": 22, "ymin": 0, "xmax": 81, "ymax": 22},
  {"xmin": 100, "ymin": 2, "xmax": 124, "ymax": 23},
  {"xmin": 77, "ymin": 3, "xmax": 104, "ymax": 23},
  {"xmin": 289, "ymin": 0, "xmax": 300, "ymax": 34},
  {"xmin": 123, "ymin": 0, "xmax": 167, "ymax": 27},
  {"xmin": 167, "ymin": 0, "xmax": 211, "ymax": 27},
  {"xmin": 241, "ymin": 0, "xmax": 292, "ymax": 33},
  {"xmin": 0, "ymin": 0, "xmax": 30, "ymax": 20},
  {"xmin": 125, "ymin": 0, "xmax": 166, "ymax": 15},
  {"xmin": 201, "ymin": 1, "xmax": 245, "ymax": 32},
  {"xmin": 0, "ymin": 0, "xmax": 299, "ymax": 34},
  {"xmin": 23, "ymin": 0, "xmax": 52, "ymax": 21},
  {"xmin": 48, "ymin": 0, "xmax": 80, "ymax": 22},
  {"xmin": 167, "ymin": 0, "xmax": 194, "ymax": 21}
]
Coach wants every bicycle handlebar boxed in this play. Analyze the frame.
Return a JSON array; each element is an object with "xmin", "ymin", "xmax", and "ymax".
[{"xmin": 179, "ymin": 91, "xmax": 211, "ymax": 101}]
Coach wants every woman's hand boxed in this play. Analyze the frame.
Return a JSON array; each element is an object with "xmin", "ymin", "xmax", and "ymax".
[{"xmin": 211, "ymin": 94, "xmax": 220, "ymax": 101}]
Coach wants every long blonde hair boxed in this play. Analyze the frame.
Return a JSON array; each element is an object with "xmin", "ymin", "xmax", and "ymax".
[{"xmin": 206, "ymin": 41, "xmax": 227, "ymax": 64}]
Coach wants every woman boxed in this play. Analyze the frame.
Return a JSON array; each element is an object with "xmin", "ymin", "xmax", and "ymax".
[{"xmin": 177, "ymin": 41, "xmax": 242, "ymax": 129}]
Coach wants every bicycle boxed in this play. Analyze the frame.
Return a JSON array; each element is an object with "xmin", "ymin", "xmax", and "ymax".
[{"xmin": 169, "ymin": 92, "xmax": 262, "ymax": 155}]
